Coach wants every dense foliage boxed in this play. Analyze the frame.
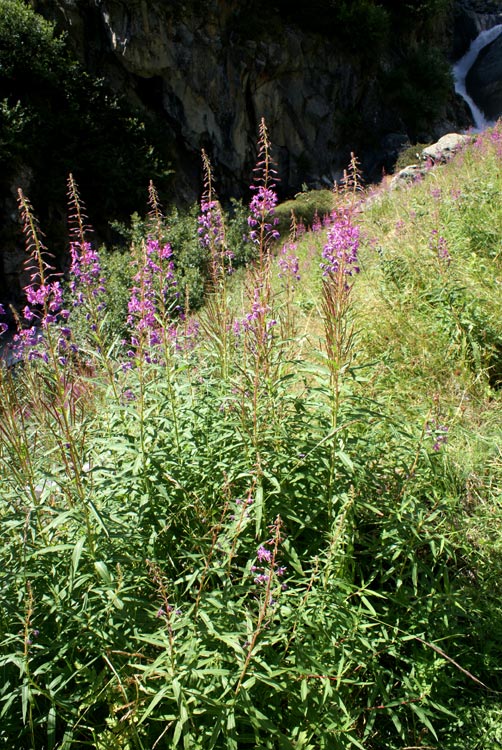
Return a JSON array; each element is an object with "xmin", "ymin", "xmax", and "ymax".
[
  {"xmin": 0, "ymin": 121, "xmax": 501, "ymax": 749},
  {"xmin": 0, "ymin": 0, "xmax": 171, "ymax": 233}
]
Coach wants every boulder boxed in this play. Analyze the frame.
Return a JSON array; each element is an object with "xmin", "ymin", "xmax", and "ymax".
[
  {"xmin": 421, "ymin": 133, "xmax": 471, "ymax": 163},
  {"xmin": 390, "ymin": 164, "xmax": 427, "ymax": 189},
  {"xmin": 389, "ymin": 131, "xmax": 471, "ymax": 189}
]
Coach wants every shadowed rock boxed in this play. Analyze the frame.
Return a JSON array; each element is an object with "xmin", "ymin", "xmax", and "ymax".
[{"xmin": 466, "ymin": 30, "xmax": 502, "ymax": 120}]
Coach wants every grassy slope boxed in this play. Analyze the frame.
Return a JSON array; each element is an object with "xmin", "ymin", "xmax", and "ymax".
[
  {"xmin": 284, "ymin": 127, "xmax": 501, "ymax": 491},
  {"xmin": 225, "ymin": 126, "xmax": 502, "ymax": 744},
  {"xmin": 268, "ymin": 128, "xmax": 502, "ymax": 745}
]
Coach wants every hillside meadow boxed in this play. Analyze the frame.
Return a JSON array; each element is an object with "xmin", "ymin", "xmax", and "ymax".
[{"xmin": 0, "ymin": 121, "xmax": 501, "ymax": 749}]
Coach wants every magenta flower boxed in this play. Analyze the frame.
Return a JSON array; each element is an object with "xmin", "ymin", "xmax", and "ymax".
[
  {"xmin": 127, "ymin": 237, "xmax": 178, "ymax": 357},
  {"xmin": 252, "ymin": 530, "xmax": 287, "ymax": 589},
  {"xmin": 426, "ymin": 421, "xmax": 449, "ymax": 452},
  {"xmin": 69, "ymin": 241, "xmax": 106, "ymax": 310},
  {"xmin": 198, "ymin": 200, "xmax": 225, "ymax": 249},
  {"xmin": 257, "ymin": 545, "xmax": 272, "ymax": 563},
  {"xmin": 429, "ymin": 229, "xmax": 451, "ymax": 264},
  {"xmin": 166, "ymin": 317, "xmax": 200, "ymax": 352},
  {"xmin": 277, "ymin": 242, "xmax": 300, "ymax": 284},
  {"xmin": 248, "ymin": 186, "xmax": 280, "ymax": 245},
  {"xmin": 320, "ymin": 213, "xmax": 360, "ymax": 278},
  {"xmin": 234, "ymin": 286, "xmax": 277, "ymax": 343},
  {"xmin": 198, "ymin": 198, "xmax": 234, "ymax": 277},
  {"xmin": 0, "ymin": 306, "xmax": 7, "ymax": 336},
  {"xmin": 311, "ymin": 212, "xmax": 322, "ymax": 232},
  {"xmin": 24, "ymin": 280, "xmax": 63, "ymax": 318},
  {"xmin": 247, "ymin": 118, "xmax": 280, "ymax": 251}
]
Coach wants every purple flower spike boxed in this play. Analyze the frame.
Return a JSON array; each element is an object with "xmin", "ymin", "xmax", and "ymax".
[
  {"xmin": 70, "ymin": 241, "xmax": 105, "ymax": 301},
  {"xmin": 126, "ymin": 237, "xmax": 178, "ymax": 360},
  {"xmin": 278, "ymin": 242, "xmax": 301, "ymax": 284},
  {"xmin": 247, "ymin": 119, "xmax": 280, "ymax": 252},
  {"xmin": 248, "ymin": 187, "xmax": 280, "ymax": 245},
  {"xmin": 429, "ymin": 229, "xmax": 451, "ymax": 264},
  {"xmin": 320, "ymin": 213, "xmax": 360, "ymax": 278},
  {"xmin": 198, "ymin": 200, "xmax": 225, "ymax": 249}
]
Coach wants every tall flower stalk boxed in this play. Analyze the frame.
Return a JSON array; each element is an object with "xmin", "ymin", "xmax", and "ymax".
[
  {"xmin": 248, "ymin": 118, "xmax": 280, "ymax": 273},
  {"xmin": 235, "ymin": 516, "xmax": 284, "ymax": 694},
  {"xmin": 15, "ymin": 190, "xmax": 97, "ymax": 554},
  {"xmin": 125, "ymin": 185, "xmax": 183, "ymax": 461},
  {"xmin": 67, "ymin": 174, "xmax": 120, "ymax": 400},
  {"xmin": 320, "ymin": 205, "xmax": 361, "ymax": 516},
  {"xmin": 241, "ymin": 119, "xmax": 280, "ymax": 366},
  {"xmin": 126, "ymin": 234, "xmax": 179, "ymax": 456},
  {"xmin": 234, "ymin": 121, "xmax": 281, "ymax": 468},
  {"xmin": 197, "ymin": 150, "xmax": 233, "ymax": 379}
]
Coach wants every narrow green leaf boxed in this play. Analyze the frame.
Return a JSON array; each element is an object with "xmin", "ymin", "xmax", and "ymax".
[
  {"xmin": 71, "ymin": 538, "xmax": 86, "ymax": 576},
  {"xmin": 360, "ymin": 595, "xmax": 377, "ymax": 615},
  {"xmin": 172, "ymin": 720, "xmax": 182, "ymax": 747},
  {"xmin": 337, "ymin": 450, "xmax": 354, "ymax": 473},
  {"xmin": 106, "ymin": 590, "xmax": 124, "ymax": 609},
  {"xmin": 21, "ymin": 682, "xmax": 29, "ymax": 724},
  {"xmin": 47, "ymin": 705, "xmax": 56, "ymax": 750},
  {"xmin": 227, "ymin": 709, "xmax": 236, "ymax": 731},
  {"xmin": 300, "ymin": 678, "xmax": 308, "ymax": 702},
  {"xmin": 346, "ymin": 732, "xmax": 367, "ymax": 750},
  {"xmin": 94, "ymin": 561, "xmax": 113, "ymax": 584},
  {"xmin": 409, "ymin": 702, "xmax": 438, "ymax": 739},
  {"xmin": 137, "ymin": 686, "xmax": 170, "ymax": 725},
  {"xmin": 255, "ymin": 482, "xmax": 264, "ymax": 537}
]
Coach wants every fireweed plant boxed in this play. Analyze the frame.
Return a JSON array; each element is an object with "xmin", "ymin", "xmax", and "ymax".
[
  {"xmin": 0, "ymin": 122, "xmax": 501, "ymax": 750},
  {"xmin": 66, "ymin": 174, "xmax": 123, "ymax": 402},
  {"xmin": 197, "ymin": 150, "xmax": 234, "ymax": 379}
]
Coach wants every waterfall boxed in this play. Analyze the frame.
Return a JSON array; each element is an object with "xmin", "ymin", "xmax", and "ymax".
[{"xmin": 453, "ymin": 24, "xmax": 502, "ymax": 131}]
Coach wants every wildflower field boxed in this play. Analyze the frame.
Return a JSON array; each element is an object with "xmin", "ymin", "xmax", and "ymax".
[{"xmin": 1, "ymin": 121, "xmax": 501, "ymax": 749}]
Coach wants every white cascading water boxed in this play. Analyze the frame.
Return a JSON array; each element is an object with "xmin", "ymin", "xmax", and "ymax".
[{"xmin": 453, "ymin": 24, "xmax": 502, "ymax": 131}]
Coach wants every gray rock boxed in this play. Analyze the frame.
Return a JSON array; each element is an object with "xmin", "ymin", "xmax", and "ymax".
[
  {"xmin": 453, "ymin": 2, "xmax": 502, "ymax": 59},
  {"xmin": 389, "ymin": 130, "xmax": 472, "ymax": 190},
  {"xmin": 421, "ymin": 133, "xmax": 471, "ymax": 163},
  {"xmin": 390, "ymin": 164, "xmax": 427, "ymax": 189}
]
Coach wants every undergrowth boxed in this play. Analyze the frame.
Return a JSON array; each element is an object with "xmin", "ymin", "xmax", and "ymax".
[{"xmin": 0, "ymin": 120, "xmax": 501, "ymax": 750}]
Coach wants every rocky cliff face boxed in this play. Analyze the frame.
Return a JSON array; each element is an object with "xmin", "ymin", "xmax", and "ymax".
[
  {"xmin": 453, "ymin": 0, "xmax": 502, "ymax": 58},
  {"xmin": 2, "ymin": 0, "xmax": 499, "ymax": 309},
  {"xmin": 466, "ymin": 30, "xmax": 502, "ymax": 120},
  {"xmin": 32, "ymin": 0, "xmax": 465, "ymax": 201}
]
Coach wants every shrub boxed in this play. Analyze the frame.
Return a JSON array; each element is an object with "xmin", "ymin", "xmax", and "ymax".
[{"xmin": 274, "ymin": 190, "xmax": 335, "ymax": 234}]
